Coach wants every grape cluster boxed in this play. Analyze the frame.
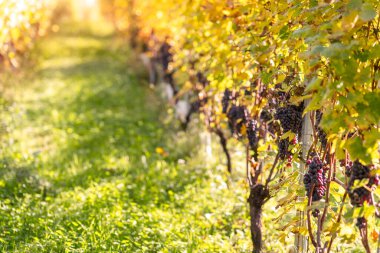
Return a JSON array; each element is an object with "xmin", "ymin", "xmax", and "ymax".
[
  {"xmin": 244, "ymin": 88, "xmax": 252, "ymax": 96},
  {"xmin": 222, "ymin": 89, "xmax": 233, "ymax": 113},
  {"xmin": 190, "ymin": 96, "xmax": 207, "ymax": 113},
  {"xmin": 158, "ymin": 41, "xmax": 172, "ymax": 72},
  {"xmin": 350, "ymin": 161, "xmax": 369, "ymax": 180},
  {"xmin": 303, "ymin": 157, "xmax": 327, "ymax": 202},
  {"xmin": 275, "ymin": 105, "xmax": 303, "ymax": 134},
  {"xmin": 247, "ymin": 119, "xmax": 258, "ymax": 150},
  {"xmin": 278, "ymin": 140, "xmax": 289, "ymax": 160},
  {"xmin": 275, "ymin": 105, "xmax": 303, "ymax": 159},
  {"xmin": 345, "ymin": 160, "xmax": 379, "ymax": 229},
  {"xmin": 227, "ymin": 105, "xmax": 248, "ymax": 136},
  {"xmin": 157, "ymin": 40, "xmax": 176, "ymax": 85},
  {"xmin": 184, "ymin": 97, "xmax": 207, "ymax": 127},
  {"xmin": 196, "ymin": 71, "xmax": 209, "ymax": 87},
  {"xmin": 347, "ymin": 161, "xmax": 378, "ymax": 206},
  {"xmin": 222, "ymin": 88, "xmax": 252, "ymax": 137}
]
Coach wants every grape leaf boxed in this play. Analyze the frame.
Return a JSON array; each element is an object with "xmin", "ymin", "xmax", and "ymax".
[{"xmin": 359, "ymin": 3, "xmax": 377, "ymax": 21}]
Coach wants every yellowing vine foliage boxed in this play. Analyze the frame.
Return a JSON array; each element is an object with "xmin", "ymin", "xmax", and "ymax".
[
  {"xmin": 103, "ymin": 0, "xmax": 379, "ymax": 252},
  {"xmin": 0, "ymin": 0, "xmax": 52, "ymax": 69}
]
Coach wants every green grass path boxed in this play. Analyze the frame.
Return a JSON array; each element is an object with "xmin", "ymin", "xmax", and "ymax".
[{"xmin": 0, "ymin": 25, "xmax": 250, "ymax": 252}]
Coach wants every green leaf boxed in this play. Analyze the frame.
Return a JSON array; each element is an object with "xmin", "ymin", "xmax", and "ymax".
[
  {"xmin": 279, "ymin": 25, "xmax": 290, "ymax": 39},
  {"xmin": 364, "ymin": 92, "xmax": 380, "ymax": 119},
  {"xmin": 289, "ymin": 94, "xmax": 313, "ymax": 105},
  {"xmin": 306, "ymin": 201, "xmax": 326, "ymax": 211},
  {"xmin": 311, "ymin": 45, "xmax": 325, "ymax": 55},
  {"xmin": 303, "ymin": 93, "xmax": 323, "ymax": 114},
  {"xmin": 345, "ymin": 137, "xmax": 371, "ymax": 164},
  {"xmin": 292, "ymin": 26, "xmax": 313, "ymax": 38},
  {"xmin": 276, "ymin": 192, "xmax": 297, "ymax": 209},
  {"xmin": 348, "ymin": 0, "xmax": 362, "ymax": 11},
  {"xmin": 369, "ymin": 44, "xmax": 380, "ymax": 59},
  {"xmin": 321, "ymin": 43, "xmax": 345, "ymax": 58},
  {"xmin": 360, "ymin": 3, "xmax": 377, "ymax": 22},
  {"xmin": 304, "ymin": 77, "xmax": 322, "ymax": 93},
  {"xmin": 309, "ymin": 0, "xmax": 318, "ymax": 8}
]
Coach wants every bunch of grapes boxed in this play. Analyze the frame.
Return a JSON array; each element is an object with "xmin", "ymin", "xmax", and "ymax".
[
  {"xmin": 275, "ymin": 105, "xmax": 303, "ymax": 159},
  {"xmin": 277, "ymin": 136, "xmax": 298, "ymax": 162},
  {"xmin": 247, "ymin": 119, "xmax": 258, "ymax": 150},
  {"xmin": 275, "ymin": 105, "xmax": 303, "ymax": 134},
  {"xmin": 158, "ymin": 41, "xmax": 172, "ymax": 72},
  {"xmin": 277, "ymin": 140, "xmax": 289, "ymax": 160},
  {"xmin": 347, "ymin": 161, "xmax": 379, "ymax": 207},
  {"xmin": 227, "ymin": 105, "xmax": 248, "ymax": 136},
  {"xmin": 193, "ymin": 90, "xmax": 208, "ymax": 112},
  {"xmin": 196, "ymin": 72, "xmax": 209, "ymax": 87},
  {"xmin": 185, "ymin": 96, "xmax": 208, "ymax": 126},
  {"xmin": 222, "ymin": 89, "xmax": 233, "ymax": 113},
  {"xmin": 344, "ymin": 160, "xmax": 379, "ymax": 229},
  {"xmin": 303, "ymin": 156, "xmax": 327, "ymax": 202}
]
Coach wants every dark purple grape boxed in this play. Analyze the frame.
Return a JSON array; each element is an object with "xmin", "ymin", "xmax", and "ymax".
[
  {"xmin": 356, "ymin": 217, "xmax": 367, "ymax": 229},
  {"xmin": 312, "ymin": 209, "xmax": 320, "ymax": 218},
  {"xmin": 244, "ymin": 88, "xmax": 252, "ymax": 96}
]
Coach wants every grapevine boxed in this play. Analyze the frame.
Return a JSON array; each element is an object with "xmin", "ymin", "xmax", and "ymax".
[
  {"xmin": 103, "ymin": 0, "xmax": 380, "ymax": 252},
  {"xmin": 3, "ymin": 0, "xmax": 378, "ymax": 252}
]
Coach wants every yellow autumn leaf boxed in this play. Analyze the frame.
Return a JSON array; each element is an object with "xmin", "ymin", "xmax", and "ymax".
[
  {"xmin": 341, "ymin": 11, "xmax": 359, "ymax": 31},
  {"xmin": 277, "ymin": 73, "xmax": 286, "ymax": 83}
]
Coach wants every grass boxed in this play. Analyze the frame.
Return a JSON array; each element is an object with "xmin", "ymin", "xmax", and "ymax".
[{"xmin": 0, "ymin": 23, "xmax": 252, "ymax": 252}]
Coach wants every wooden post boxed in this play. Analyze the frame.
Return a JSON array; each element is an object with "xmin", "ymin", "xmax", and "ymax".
[
  {"xmin": 206, "ymin": 131, "xmax": 212, "ymax": 160},
  {"xmin": 200, "ymin": 130, "xmax": 212, "ymax": 165},
  {"xmin": 295, "ymin": 100, "xmax": 313, "ymax": 252}
]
